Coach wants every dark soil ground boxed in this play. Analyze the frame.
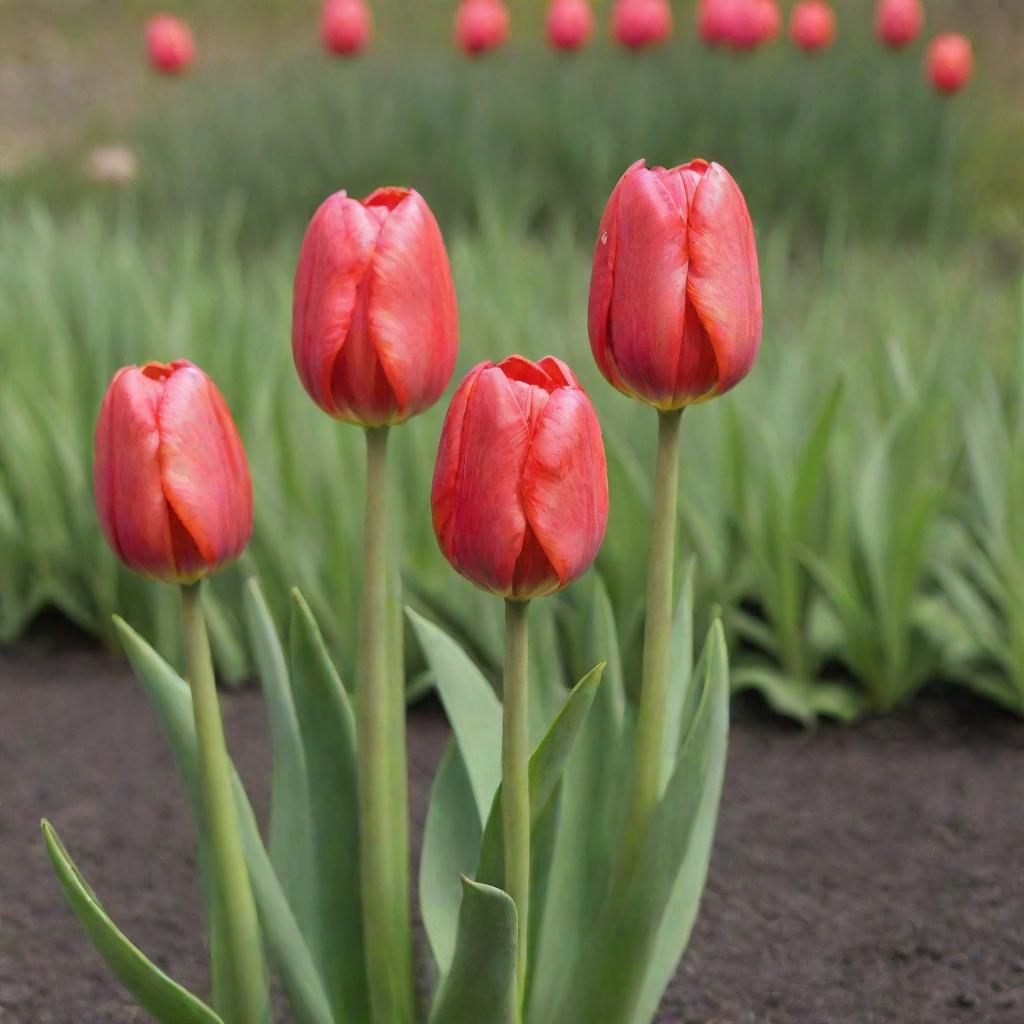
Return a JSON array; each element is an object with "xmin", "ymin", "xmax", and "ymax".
[{"xmin": 2, "ymin": 636, "xmax": 1023, "ymax": 1024}]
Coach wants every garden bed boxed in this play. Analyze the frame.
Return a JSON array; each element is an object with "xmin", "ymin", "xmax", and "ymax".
[{"xmin": 2, "ymin": 633, "xmax": 1021, "ymax": 1023}]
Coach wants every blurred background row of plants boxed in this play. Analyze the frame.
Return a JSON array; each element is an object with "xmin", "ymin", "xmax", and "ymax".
[{"xmin": 2, "ymin": 0, "xmax": 1022, "ymax": 723}]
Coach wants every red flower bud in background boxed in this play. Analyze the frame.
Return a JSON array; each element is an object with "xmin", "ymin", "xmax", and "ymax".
[
  {"xmin": 589, "ymin": 159, "xmax": 761, "ymax": 410},
  {"xmin": 789, "ymin": 0, "xmax": 836, "ymax": 52},
  {"xmin": 455, "ymin": 0, "xmax": 510, "ymax": 56},
  {"xmin": 145, "ymin": 14, "xmax": 195, "ymax": 75},
  {"xmin": 612, "ymin": 0, "xmax": 673, "ymax": 50},
  {"xmin": 432, "ymin": 356, "xmax": 608, "ymax": 600},
  {"xmin": 698, "ymin": 0, "xmax": 777, "ymax": 51},
  {"xmin": 94, "ymin": 360, "xmax": 252, "ymax": 583},
  {"xmin": 751, "ymin": 0, "xmax": 781, "ymax": 45},
  {"xmin": 927, "ymin": 33, "xmax": 973, "ymax": 95},
  {"xmin": 875, "ymin": 0, "xmax": 922, "ymax": 50},
  {"xmin": 292, "ymin": 187, "xmax": 458, "ymax": 426},
  {"xmin": 321, "ymin": 0, "xmax": 373, "ymax": 56},
  {"xmin": 546, "ymin": 0, "xmax": 595, "ymax": 51}
]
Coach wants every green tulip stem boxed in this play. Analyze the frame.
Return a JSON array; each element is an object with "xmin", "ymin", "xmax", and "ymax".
[
  {"xmin": 623, "ymin": 407, "xmax": 684, "ymax": 865},
  {"xmin": 358, "ymin": 425, "xmax": 413, "ymax": 1024},
  {"xmin": 180, "ymin": 582, "xmax": 267, "ymax": 1024},
  {"xmin": 503, "ymin": 597, "xmax": 531, "ymax": 1016}
]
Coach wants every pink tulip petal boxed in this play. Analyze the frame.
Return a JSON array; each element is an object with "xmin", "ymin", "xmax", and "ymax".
[
  {"xmin": 521, "ymin": 387, "xmax": 608, "ymax": 591},
  {"xmin": 157, "ymin": 363, "xmax": 253, "ymax": 579},
  {"xmin": 292, "ymin": 192, "xmax": 381, "ymax": 416},
  {"xmin": 686, "ymin": 162, "xmax": 762, "ymax": 396},
  {"xmin": 94, "ymin": 366, "xmax": 176, "ymax": 578},
  {"xmin": 366, "ymin": 190, "xmax": 459, "ymax": 422}
]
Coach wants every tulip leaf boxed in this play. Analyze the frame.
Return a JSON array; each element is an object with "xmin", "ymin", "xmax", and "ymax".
[
  {"xmin": 114, "ymin": 615, "xmax": 250, "ymax": 1023},
  {"xmin": 114, "ymin": 616, "xmax": 330, "ymax": 1024},
  {"xmin": 289, "ymin": 589, "xmax": 370, "ymax": 1024},
  {"xmin": 407, "ymin": 607, "xmax": 502, "ymax": 823},
  {"xmin": 550, "ymin": 620, "xmax": 730, "ymax": 1024},
  {"xmin": 42, "ymin": 821, "xmax": 225, "ymax": 1024},
  {"xmin": 420, "ymin": 741, "xmax": 482, "ymax": 978},
  {"xmin": 527, "ymin": 579, "xmax": 629, "ymax": 1020},
  {"xmin": 476, "ymin": 662, "xmax": 605, "ymax": 886},
  {"xmin": 243, "ymin": 578, "xmax": 316, "ymax": 945},
  {"xmin": 427, "ymin": 878, "xmax": 519, "ymax": 1024}
]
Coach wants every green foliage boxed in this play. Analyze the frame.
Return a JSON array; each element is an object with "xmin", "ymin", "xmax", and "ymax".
[{"xmin": 41, "ymin": 822, "xmax": 225, "ymax": 1024}]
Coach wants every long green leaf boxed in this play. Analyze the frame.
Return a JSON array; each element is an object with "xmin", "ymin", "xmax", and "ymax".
[
  {"xmin": 243, "ymin": 578, "xmax": 316, "ymax": 943},
  {"xmin": 407, "ymin": 607, "xmax": 502, "ymax": 823},
  {"xmin": 289, "ymin": 589, "xmax": 370, "ymax": 1023},
  {"xmin": 42, "ymin": 821, "xmax": 225, "ymax": 1024},
  {"xmin": 115, "ymin": 616, "xmax": 330, "ymax": 1024},
  {"xmin": 428, "ymin": 878, "xmax": 519, "ymax": 1024}
]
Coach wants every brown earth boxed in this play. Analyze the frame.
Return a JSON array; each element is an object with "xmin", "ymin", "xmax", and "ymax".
[{"xmin": 2, "ymin": 634, "xmax": 1023, "ymax": 1023}]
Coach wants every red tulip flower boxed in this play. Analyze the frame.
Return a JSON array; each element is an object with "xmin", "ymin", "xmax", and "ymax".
[
  {"xmin": 321, "ymin": 0, "xmax": 373, "ymax": 56},
  {"xmin": 145, "ymin": 14, "xmax": 195, "ymax": 75},
  {"xmin": 789, "ymin": 0, "xmax": 836, "ymax": 52},
  {"xmin": 292, "ymin": 187, "xmax": 458, "ymax": 427},
  {"xmin": 875, "ymin": 0, "xmax": 923, "ymax": 49},
  {"xmin": 589, "ymin": 159, "xmax": 761, "ymax": 410},
  {"xmin": 546, "ymin": 0, "xmax": 595, "ymax": 51},
  {"xmin": 455, "ymin": 0, "xmax": 510, "ymax": 56},
  {"xmin": 612, "ymin": 0, "xmax": 673, "ymax": 50},
  {"xmin": 94, "ymin": 360, "xmax": 252, "ymax": 583},
  {"xmin": 432, "ymin": 356, "xmax": 608, "ymax": 600},
  {"xmin": 927, "ymin": 33, "xmax": 973, "ymax": 95},
  {"xmin": 751, "ymin": 0, "xmax": 781, "ymax": 45}
]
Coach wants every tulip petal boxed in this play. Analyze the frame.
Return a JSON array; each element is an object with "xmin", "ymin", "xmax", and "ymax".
[
  {"xmin": 94, "ymin": 366, "xmax": 176, "ymax": 579},
  {"xmin": 686, "ymin": 162, "xmax": 762, "ymax": 397},
  {"xmin": 157, "ymin": 363, "xmax": 253, "ymax": 580},
  {"xmin": 292, "ymin": 193, "xmax": 381, "ymax": 416},
  {"xmin": 438, "ymin": 366, "xmax": 530, "ymax": 596},
  {"xmin": 366, "ymin": 190, "xmax": 459, "ymax": 422},
  {"xmin": 603, "ymin": 165, "xmax": 690, "ymax": 406},
  {"xmin": 521, "ymin": 387, "xmax": 608, "ymax": 591}
]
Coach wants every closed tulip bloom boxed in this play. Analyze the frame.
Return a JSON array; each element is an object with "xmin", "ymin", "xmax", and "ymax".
[
  {"xmin": 94, "ymin": 360, "xmax": 252, "ymax": 583},
  {"xmin": 321, "ymin": 0, "xmax": 373, "ymax": 55},
  {"xmin": 927, "ymin": 33, "xmax": 973, "ymax": 94},
  {"xmin": 589, "ymin": 159, "xmax": 761, "ymax": 410},
  {"xmin": 547, "ymin": 0, "xmax": 595, "ymax": 51},
  {"xmin": 432, "ymin": 356, "xmax": 608, "ymax": 600},
  {"xmin": 875, "ymin": 0, "xmax": 923, "ymax": 49},
  {"xmin": 292, "ymin": 187, "xmax": 458, "ymax": 426},
  {"xmin": 751, "ymin": 0, "xmax": 781, "ymax": 45},
  {"xmin": 789, "ymin": 0, "xmax": 836, "ymax": 51},
  {"xmin": 145, "ymin": 14, "xmax": 195, "ymax": 75},
  {"xmin": 612, "ymin": 0, "xmax": 673, "ymax": 49},
  {"xmin": 455, "ymin": 0, "xmax": 510, "ymax": 55}
]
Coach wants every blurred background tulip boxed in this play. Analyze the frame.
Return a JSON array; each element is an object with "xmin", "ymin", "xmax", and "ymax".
[
  {"xmin": 432, "ymin": 355, "xmax": 608, "ymax": 600},
  {"xmin": 454, "ymin": 0, "xmax": 510, "ymax": 55},
  {"xmin": 321, "ymin": 0, "xmax": 373, "ymax": 56},
  {"xmin": 611, "ymin": 0, "xmax": 673, "ymax": 50},
  {"xmin": 546, "ymin": 0, "xmax": 595, "ymax": 52},
  {"xmin": 94, "ymin": 360, "xmax": 252, "ymax": 584},
  {"xmin": 875, "ymin": 0, "xmax": 923, "ymax": 50},
  {"xmin": 927, "ymin": 32, "xmax": 974, "ymax": 94},
  {"xmin": 589, "ymin": 159, "xmax": 761, "ymax": 411},
  {"xmin": 292, "ymin": 187, "xmax": 458, "ymax": 426},
  {"xmin": 789, "ymin": 0, "xmax": 836, "ymax": 52},
  {"xmin": 144, "ymin": 14, "xmax": 195, "ymax": 75}
]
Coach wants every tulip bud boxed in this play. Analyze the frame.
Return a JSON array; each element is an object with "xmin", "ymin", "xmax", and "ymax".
[
  {"xmin": 926, "ymin": 33, "xmax": 973, "ymax": 95},
  {"xmin": 321, "ymin": 0, "xmax": 373, "ymax": 56},
  {"xmin": 455, "ymin": 0, "xmax": 511, "ymax": 56},
  {"xmin": 612, "ymin": 0, "xmax": 673, "ymax": 50},
  {"xmin": 546, "ymin": 0, "xmax": 595, "ymax": 51},
  {"xmin": 292, "ymin": 187, "xmax": 459, "ymax": 426},
  {"xmin": 94, "ymin": 360, "xmax": 252, "ymax": 584},
  {"xmin": 145, "ymin": 14, "xmax": 195, "ymax": 75},
  {"xmin": 875, "ymin": 0, "xmax": 923, "ymax": 50},
  {"xmin": 432, "ymin": 356, "xmax": 608, "ymax": 600},
  {"xmin": 751, "ymin": 0, "xmax": 781, "ymax": 46},
  {"xmin": 589, "ymin": 159, "xmax": 761, "ymax": 410},
  {"xmin": 789, "ymin": 0, "xmax": 836, "ymax": 52}
]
